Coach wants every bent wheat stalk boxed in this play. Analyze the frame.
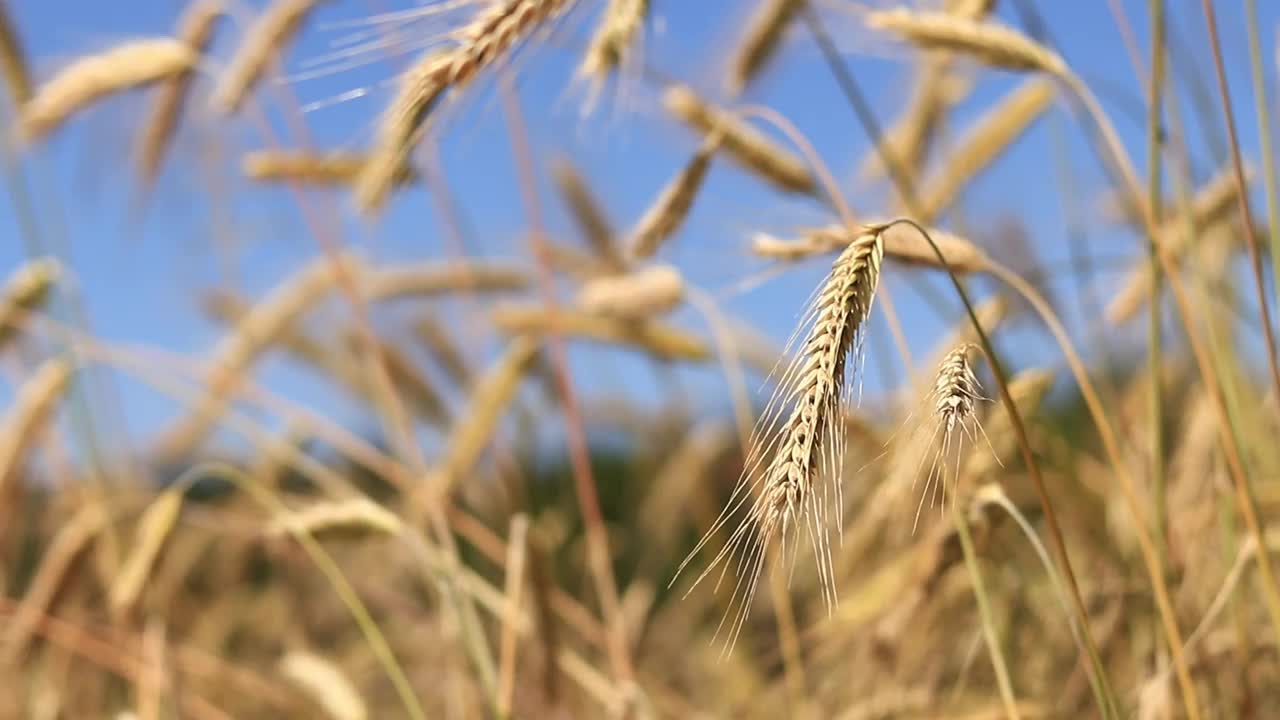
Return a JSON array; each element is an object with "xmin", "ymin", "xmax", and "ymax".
[{"xmin": 674, "ymin": 228, "xmax": 884, "ymax": 651}]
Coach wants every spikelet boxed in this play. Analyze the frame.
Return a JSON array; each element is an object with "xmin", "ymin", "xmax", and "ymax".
[
  {"xmin": 243, "ymin": 150, "xmax": 417, "ymax": 187},
  {"xmin": 578, "ymin": 264, "xmax": 685, "ymax": 319},
  {"xmin": 552, "ymin": 159, "xmax": 624, "ymax": 271},
  {"xmin": 268, "ymin": 497, "xmax": 403, "ymax": 540},
  {"xmin": 912, "ymin": 343, "xmax": 986, "ymax": 528},
  {"xmin": 918, "ymin": 77, "xmax": 1056, "ymax": 220},
  {"xmin": 356, "ymin": 0, "xmax": 575, "ymax": 212},
  {"xmin": 434, "ymin": 336, "xmax": 540, "ymax": 499},
  {"xmin": 0, "ymin": 358, "xmax": 72, "ymax": 495},
  {"xmin": 663, "ymin": 84, "xmax": 816, "ymax": 194},
  {"xmin": 279, "ymin": 652, "xmax": 369, "ymax": 720},
  {"xmin": 627, "ymin": 138, "xmax": 718, "ymax": 260},
  {"xmin": 0, "ymin": 258, "xmax": 59, "ymax": 350},
  {"xmin": 674, "ymin": 227, "xmax": 885, "ymax": 650},
  {"xmin": 580, "ymin": 0, "xmax": 647, "ymax": 81},
  {"xmin": 108, "ymin": 486, "xmax": 186, "ymax": 619},
  {"xmin": 361, "ymin": 261, "xmax": 529, "ymax": 301},
  {"xmin": 865, "ymin": 9, "xmax": 1067, "ymax": 77},
  {"xmin": 752, "ymin": 222, "xmax": 990, "ymax": 273},
  {"xmin": 0, "ymin": 2, "xmax": 31, "ymax": 107},
  {"xmin": 211, "ymin": 0, "xmax": 318, "ymax": 114},
  {"xmin": 491, "ymin": 304, "xmax": 711, "ymax": 362},
  {"xmin": 727, "ymin": 0, "xmax": 800, "ymax": 95},
  {"xmin": 18, "ymin": 39, "xmax": 197, "ymax": 143},
  {"xmin": 136, "ymin": 0, "xmax": 224, "ymax": 185}
]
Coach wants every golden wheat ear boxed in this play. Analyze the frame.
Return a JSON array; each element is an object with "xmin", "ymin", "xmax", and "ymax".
[{"xmin": 672, "ymin": 226, "xmax": 885, "ymax": 651}]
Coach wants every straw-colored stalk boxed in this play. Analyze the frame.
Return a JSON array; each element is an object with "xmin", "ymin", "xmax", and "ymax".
[
  {"xmin": 865, "ymin": 9, "xmax": 1067, "ymax": 77},
  {"xmin": 361, "ymin": 261, "xmax": 529, "ymax": 302},
  {"xmin": 136, "ymin": 0, "xmax": 224, "ymax": 185},
  {"xmin": 753, "ymin": 222, "xmax": 990, "ymax": 273},
  {"xmin": 433, "ymin": 336, "xmax": 539, "ymax": 499},
  {"xmin": 663, "ymin": 84, "xmax": 816, "ymax": 194},
  {"xmin": 918, "ymin": 77, "xmax": 1056, "ymax": 221},
  {"xmin": 18, "ymin": 39, "xmax": 197, "ymax": 142},
  {"xmin": 356, "ymin": 0, "xmax": 574, "ymax": 212},
  {"xmin": 0, "ymin": 358, "xmax": 73, "ymax": 496},
  {"xmin": 727, "ymin": 0, "xmax": 800, "ymax": 95},
  {"xmin": 578, "ymin": 264, "xmax": 685, "ymax": 319},
  {"xmin": 279, "ymin": 652, "xmax": 369, "ymax": 720},
  {"xmin": 211, "ymin": 0, "xmax": 318, "ymax": 114},
  {"xmin": 269, "ymin": 497, "xmax": 403, "ymax": 540},
  {"xmin": 243, "ymin": 150, "xmax": 417, "ymax": 187},
  {"xmin": 108, "ymin": 486, "xmax": 186, "ymax": 619},
  {"xmin": 675, "ymin": 229, "xmax": 885, "ymax": 649},
  {"xmin": 153, "ymin": 255, "xmax": 351, "ymax": 462},
  {"xmin": 580, "ymin": 0, "xmax": 647, "ymax": 80},
  {"xmin": 628, "ymin": 137, "xmax": 718, "ymax": 259},
  {"xmin": 491, "ymin": 304, "xmax": 711, "ymax": 362},
  {"xmin": 0, "ymin": 2, "xmax": 31, "ymax": 107},
  {"xmin": 552, "ymin": 159, "xmax": 624, "ymax": 271},
  {"xmin": 0, "ymin": 258, "xmax": 59, "ymax": 349}
]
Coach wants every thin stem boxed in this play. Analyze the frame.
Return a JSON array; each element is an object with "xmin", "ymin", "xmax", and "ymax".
[
  {"xmin": 1244, "ymin": 0, "xmax": 1280, "ymax": 359},
  {"xmin": 1146, "ymin": 0, "xmax": 1168, "ymax": 570},
  {"xmin": 952, "ymin": 507, "xmax": 1021, "ymax": 720}
]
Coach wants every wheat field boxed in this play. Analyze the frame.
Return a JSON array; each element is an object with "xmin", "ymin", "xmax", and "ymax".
[{"xmin": 1, "ymin": 0, "xmax": 1279, "ymax": 718}]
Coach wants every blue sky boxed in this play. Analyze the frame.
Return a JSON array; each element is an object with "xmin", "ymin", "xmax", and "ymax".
[{"xmin": 2, "ymin": 0, "xmax": 1279, "ymax": 451}]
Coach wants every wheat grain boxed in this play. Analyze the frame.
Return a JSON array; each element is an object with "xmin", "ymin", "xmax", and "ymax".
[
  {"xmin": 108, "ymin": 486, "xmax": 186, "ymax": 619},
  {"xmin": 627, "ymin": 138, "xmax": 717, "ymax": 260},
  {"xmin": 280, "ymin": 652, "xmax": 368, "ymax": 720},
  {"xmin": 211, "ymin": 0, "xmax": 318, "ymax": 114},
  {"xmin": 0, "ymin": 359, "xmax": 72, "ymax": 496},
  {"xmin": 357, "ymin": 0, "xmax": 574, "ymax": 212},
  {"xmin": 552, "ymin": 159, "xmax": 624, "ymax": 271},
  {"xmin": 918, "ymin": 77, "xmax": 1056, "ymax": 221},
  {"xmin": 580, "ymin": 0, "xmax": 646, "ymax": 81},
  {"xmin": 865, "ymin": 9, "xmax": 1066, "ymax": 77},
  {"xmin": 0, "ymin": 1, "xmax": 31, "ymax": 107},
  {"xmin": 491, "ymin": 304, "xmax": 711, "ymax": 362},
  {"xmin": 727, "ymin": 0, "xmax": 800, "ymax": 95},
  {"xmin": 0, "ymin": 258, "xmax": 59, "ymax": 350},
  {"xmin": 664, "ymin": 84, "xmax": 815, "ymax": 194},
  {"xmin": 578, "ymin": 264, "xmax": 685, "ymax": 319},
  {"xmin": 136, "ymin": 0, "xmax": 224, "ymax": 185},
  {"xmin": 268, "ymin": 497, "xmax": 404, "ymax": 539},
  {"xmin": 18, "ymin": 39, "xmax": 197, "ymax": 143},
  {"xmin": 243, "ymin": 149, "xmax": 417, "ymax": 187},
  {"xmin": 675, "ymin": 228, "xmax": 885, "ymax": 650}
]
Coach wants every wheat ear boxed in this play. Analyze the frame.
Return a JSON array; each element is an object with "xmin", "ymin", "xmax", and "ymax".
[
  {"xmin": 136, "ymin": 0, "xmax": 224, "ymax": 185},
  {"xmin": 627, "ymin": 137, "xmax": 718, "ymax": 260},
  {"xmin": 491, "ymin": 304, "xmax": 711, "ymax": 362},
  {"xmin": 865, "ymin": 9, "xmax": 1067, "ymax": 76},
  {"xmin": 108, "ymin": 485, "xmax": 187, "ymax": 619},
  {"xmin": 18, "ymin": 40, "xmax": 197, "ymax": 143},
  {"xmin": 727, "ymin": 0, "xmax": 800, "ymax": 95},
  {"xmin": 674, "ymin": 228, "xmax": 885, "ymax": 651},
  {"xmin": 0, "ymin": 1, "xmax": 31, "ymax": 107},
  {"xmin": 243, "ymin": 149, "xmax": 418, "ymax": 187},
  {"xmin": 356, "ymin": 0, "xmax": 575, "ymax": 212},
  {"xmin": 279, "ymin": 652, "xmax": 369, "ymax": 720},
  {"xmin": 0, "ymin": 258, "xmax": 59, "ymax": 350},
  {"xmin": 580, "ymin": 0, "xmax": 647, "ymax": 81},
  {"xmin": 360, "ymin": 261, "xmax": 529, "ymax": 301},
  {"xmin": 211, "ymin": 0, "xmax": 318, "ymax": 114},
  {"xmin": 663, "ymin": 84, "xmax": 815, "ymax": 194},
  {"xmin": 268, "ymin": 497, "xmax": 404, "ymax": 540},
  {"xmin": 578, "ymin": 264, "xmax": 685, "ymax": 319},
  {"xmin": 858, "ymin": 53, "xmax": 962, "ymax": 182},
  {"xmin": 912, "ymin": 343, "xmax": 986, "ymax": 528},
  {"xmin": 552, "ymin": 159, "xmax": 624, "ymax": 271},
  {"xmin": 0, "ymin": 358, "xmax": 72, "ymax": 496}
]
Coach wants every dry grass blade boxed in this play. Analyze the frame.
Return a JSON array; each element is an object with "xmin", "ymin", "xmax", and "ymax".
[
  {"xmin": 0, "ymin": 358, "xmax": 72, "ymax": 495},
  {"xmin": 211, "ymin": 0, "xmax": 317, "ymax": 114},
  {"xmin": 552, "ymin": 159, "xmax": 624, "ymax": 271},
  {"xmin": 628, "ymin": 137, "xmax": 718, "ymax": 259},
  {"xmin": 918, "ymin": 77, "xmax": 1057, "ymax": 221},
  {"xmin": 578, "ymin": 264, "xmax": 685, "ymax": 319},
  {"xmin": 18, "ymin": 39, "xmax": 197, "ymax": 143},
  {"xmin": 136, "ymin": 0, "xmax": 224, "ymax": 185},
  {"xmin": 356, "ymin": 0, "xmax": 574, "ymax": 212},
  {"xmin": 279, "ymin": 651, "xmax": 368, "ymax": 720},
  {"xmin": 0, "ymin": 258, "xmax": 59, "ymax": 350},
  {"xmin": 108, "ymin": 486, "xmax": 186, "ymax": 619},
  {"xmin": 434, "ymin": 335, "xmax": 539, "ymax": 499},
  {"xmin": 491, "ymin": 304, "xmax": 711, "ymax": 362},
  {"xmin": 361, "ymin": 261, "xmax": 529, "ymax": 301},
  {"xmin": 243, "ymin": 150, "xmax": 417, "ymax": 187},
  {"xmin": 0, "ymin": 1, "xmax": 31, "ymax": 107},
  {"xmin": 675, "ymin": 229, "xmax": 885, "ymax": 650},
  {"xmin": 268, "ymin": 498, "xmax": 403, "ymax": 540},
  {"xmin": 728, "ymin": 0, "xmax": 800, "ymax": 95},
  {"xmin": 865, "ymin": 9, "xmax": 1067, "ymax": 77},
  {"xmin": 664, "ymin": 84, "xmax": 815, "ymax": 194},
  {"xmin": 580, "ymin": 0, "xmax": 647, "ymax": 81}
]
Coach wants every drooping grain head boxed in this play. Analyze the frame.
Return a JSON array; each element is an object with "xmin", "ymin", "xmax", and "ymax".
[
  {"xmin": 0, "ymin": 2, "xmax": 31, "ymax": 108},
  {"xmin": 578, "ymin": 264, "xmax": 685, "ymax": 319},
  {"xmin": 727, "ymin": 0, "xmax": 800, "ymax": 95},
  {"xmin": 628, "ymin": 138, "xmax": 718, "ymax": 260},
  {"xmin": 211, "ymin": 0, "xmax": 318, "ymax": 115},
  {"xmin": 911, "ymin": 343, "xmax": 986, "ymax": 528},
  {"xmin": 580, "ymin": 0, "xmax": 647, "ymax": 81},
  {"xmin": 865, "ymin": 9, "xmax": 1066, "ymax": 77},
  {"xmin": 243, "ymin": 149, "xmax": 418, "ymax": 187},
  {"xmin": 673, "ymin": 227, "xmax": 886, "ymax": 650}
]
